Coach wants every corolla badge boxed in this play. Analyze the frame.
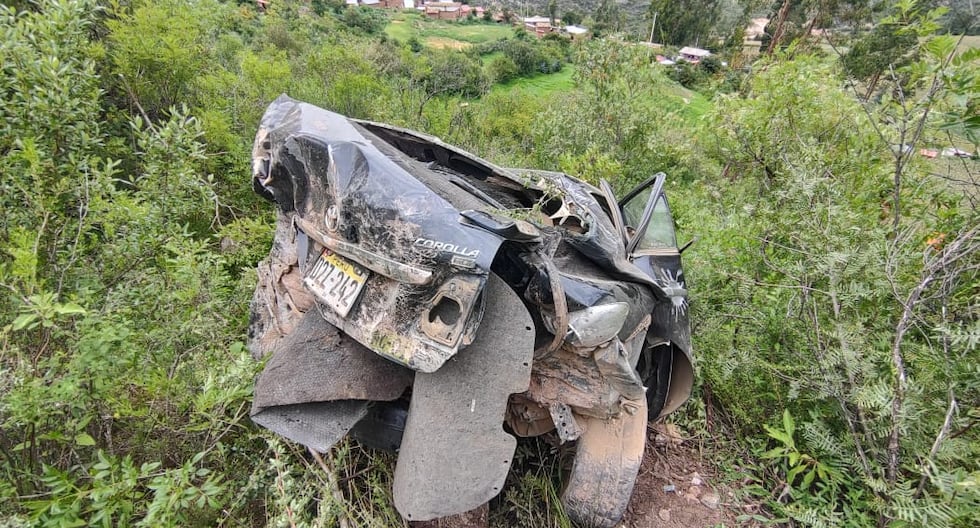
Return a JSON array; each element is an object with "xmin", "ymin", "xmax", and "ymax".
[{"xmin": 413, "ymin": 237, "xmax": 480, "ymax": 258}]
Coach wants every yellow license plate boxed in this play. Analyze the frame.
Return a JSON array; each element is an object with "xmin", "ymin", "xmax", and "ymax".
[{"xmin": 303, "ymin": 250, "xmax": 369, "ymax": 317}]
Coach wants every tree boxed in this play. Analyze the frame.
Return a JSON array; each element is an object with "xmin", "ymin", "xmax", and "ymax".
[
  {"xmin": 562, "ymin": 9, "xmax": 583, "ymax": 27},
  {"xmin": 594, "ymin": 0, "xmax": 625, "ymax": 35},
  {"xmin": 647, "ymin": 0, "xmax": 722, "ymax": 46},
  {"xmin": 940, "ymin": 0, "xmax": 979, "ymax": 34},
  {"xmin": 411, "ymin": 50, "xmax": 486, "ymax": 119},
  {"xmin": 107, "ymin": 0, "xmax": 208, "ymax": 117},
  {"xmin": 501, "ymin": 39, "xmax": 539, "ymax": 75},
  {"xmin": 487, "ymin": 55, "xmax": 519, "ymax": 83},
  {"xmin": 341, "ymin": 5, "xmax": 387, "ymax": 34},
  {"xmin": 2, "ymin": 2, "xmax": 245, "ymax": 524},
  {"xmin": 700, "ymin": 14, "xmax": 980, "ymax": 522},
  {"xmin": 763, "ymin": 0, "xmax": 877, "ymax": 54},
  {"xmin": 841, "ymin": 20, "xmax": 917, "ymax": 99},
  {"xmin": 548, "ymin": 0, "xmax": 557, "ymax": 25}
]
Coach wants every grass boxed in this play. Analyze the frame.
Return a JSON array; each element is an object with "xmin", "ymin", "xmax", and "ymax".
[
  {"xmin": 483, "ymin": 63, "xmax": 713, "ymax": 128},
  {"xmin": 425, "ymin": 22, "xmax": 513, "ymax": 44},
  {"xmin": 660, "ymin": 81, "xmax": 713, "ymax": 122},
  {"xmin": 425, "ymin": 36, "xmax": 469, "ymax": 50},
  {"xmin": 490, "ymin": 66, "xmax": 577, "ymax": 99},
  {"xmin": 385, "ymin": 11, "xmax": 513, "ymax": 49},
  {"xmin": 957, "ymin": 34, "xmax": 980, "ymax": 53},
  {"xmin": 384, "ymin": 17, "xmax": 415, "ymax": 43}
]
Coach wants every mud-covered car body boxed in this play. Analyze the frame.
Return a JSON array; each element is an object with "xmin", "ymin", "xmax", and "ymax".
[{"xmin": 248, "ymin": 95, "xmax": 692, "ymax": 527}]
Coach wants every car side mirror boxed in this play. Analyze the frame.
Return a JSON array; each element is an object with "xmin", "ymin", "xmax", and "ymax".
[{"xmin": 679, "ymin": 237, "xmax": 697, "ymax": 254}]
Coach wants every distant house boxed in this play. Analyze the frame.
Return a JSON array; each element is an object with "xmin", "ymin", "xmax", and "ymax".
[
  {"xmin": 377, "ymin": 0, "xmax": 413, "ymax": 8},
  {"xmin": 678, "ymin": 46, "xmax": 711, "ymax": 64},
  {"xmin": 523, "ymin": 15, "xmax": 558, "ymax": 38},
  {"xmin": 942, "ymin": 147, "xmax": 972, "ymax": 158},
  {"xmin": 745, "ymin": 18, "xmax": 769, "ymax": 41},
  {"xmin": 564, "ymin": 24, "xmax": 589, "ymax": 40},
  {"xmin": 425, "ymin": 1, "xmax": 464, "ymax": 20},
  {"xmin": 460, "ymin": 4, "xmax": 484, "ymax": 18}
]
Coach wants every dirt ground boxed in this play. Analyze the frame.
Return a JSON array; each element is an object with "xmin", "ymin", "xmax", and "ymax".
[
  {"xmin": 411, "ymin": 423, "xmax": 758, "ymax": 528},
  {"xmin": 424, "ymin": 36, "xmax": 470, "ymax": 50},
  {"xmin": 622, "ymin": 423, "xmax": 754, "ymax": 528}
]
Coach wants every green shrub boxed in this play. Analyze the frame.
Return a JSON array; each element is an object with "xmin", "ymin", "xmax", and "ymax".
[{"xmin": 488, "ymin": 55, "xmax": 519, "ymax": 83}]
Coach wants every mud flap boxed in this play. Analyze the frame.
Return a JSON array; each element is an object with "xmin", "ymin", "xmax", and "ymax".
[
  {"xmin": 251, "ymin": 310, "xmax": 414, "ymax": 453},
  {"xmin": 393, "ymin": 274, "xmax": 535, "ymax": 521},
  {"xmin": 252, "ymin": 401, "xmax": 369, "ymax": 453},
  {"xmin": 561, "ymin": 397, "xmax": 648, "ymax": 528}
]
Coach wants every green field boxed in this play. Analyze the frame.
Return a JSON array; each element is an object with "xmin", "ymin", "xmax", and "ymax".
[
  {"xmin": 385, "ymin": 11, "xmax": 513, "ymax": 49},
  {"xmin": 490, "ymin": 66, "xmax": 577, "ymax": 98},
  {"xmin": 958, "ymin": 34, "xmax": 980, "ymax": 53}
]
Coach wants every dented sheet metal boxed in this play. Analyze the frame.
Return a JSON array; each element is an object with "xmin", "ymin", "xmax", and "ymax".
[
  {"xmin": 248, "ymin": 96, "xmax": 695, "ymax": 528},
  {"xmin": 562, "ymin": 397, "xmax": 648, "ymax": 528},
  {"xmin": 250, "ymin": 310, "xmax": 413, "ymax": 452},
  {"xmin": 392, "ymin": 274, "xmax": 534, "ymax": 521},
  {"xmin": 253, "ymin": 95, "xmax": 503, "ymax": 372}
]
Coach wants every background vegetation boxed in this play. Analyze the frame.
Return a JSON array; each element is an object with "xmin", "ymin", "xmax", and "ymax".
[{"xmin": 0, "ymin": 0, "xmax": 976, "ymax": 527}]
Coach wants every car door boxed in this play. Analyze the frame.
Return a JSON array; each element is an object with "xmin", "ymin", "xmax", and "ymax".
[{"xmin": 618, "ymin": 174, "xmax": 693, "ymax": 420}]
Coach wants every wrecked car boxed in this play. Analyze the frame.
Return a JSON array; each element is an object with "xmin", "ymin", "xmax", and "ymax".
[{"xmin": 247, "ymin": 95, "xmax": 693, "ymax": 528}]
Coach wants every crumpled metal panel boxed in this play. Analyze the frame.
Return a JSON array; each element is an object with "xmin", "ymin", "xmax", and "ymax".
[
  {"xmin": 632, "ymin": 253, "xmax": 693, "ymax": 418},
  {"xmin": 392, "ymin": 275, "xmax": 534, "ymax": 521},
  {"xmin": 252, "ymin": 95, "xmax": 507, "ymax": 372},
  {"xmin": 508, "ymin": 169, "xmax": 661, "ymax": 292},
  {"xmin": 561, "ymin": 397, "xmax": 648, "ymax": 528},
  {"xmin": 252, "ymin": 401, "xmax": 368, "ymax": 454},
  {"xmin": 247, "ymin": 213, "xmax": 316, "ymax": 361},
  {"xmin": 250, "ymin": 310, "xmax": 413, "ymax": 452}
]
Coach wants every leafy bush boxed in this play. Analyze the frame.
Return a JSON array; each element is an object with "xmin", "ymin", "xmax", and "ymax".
[
  {"xmin": 488, "ymin": 55, "xmax": 519, "ymax": 84},
  {"xmin": 666, "ymin": 62, "xmax": 707, "ymax": 89},
  {"xmin": 1, "ymin": 1, "xmax": 266, "ymax": 524},
  {"xmin": 340, "ymin": 5, "xmax": 387, "ymax": 35},
  {"xmin": 696, "ymin": 46, "xmax": 979, "ymax": 527}
]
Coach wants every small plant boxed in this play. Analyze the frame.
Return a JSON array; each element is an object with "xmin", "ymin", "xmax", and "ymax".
[{"xmin": 761, "ymin": 411, "xmax": 838, "ymax": 495}]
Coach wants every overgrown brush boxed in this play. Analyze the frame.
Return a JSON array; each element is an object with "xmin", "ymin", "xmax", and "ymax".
[
  {"xmin": 688, "ymin": 4, "xmax": 979, "ymax": 524},
  {"xmin": 3, "ymin": 0, "xmax": 975, "ymax": 526}
]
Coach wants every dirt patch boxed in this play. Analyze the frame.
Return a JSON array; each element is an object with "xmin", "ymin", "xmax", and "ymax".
[
  {"xmin": 411, "ymin": 504, "xmax": 488, "ymax": 528},
  {"xmin": 412, "ymin": 423, "xmax": 761, "ymax": 528},
  {"xmin": 424, "ymin": 36, "xmax": 470, "ymax": 50},
  {"xmin": 622, "ymin": 424, "xmax": 758, "ymax": 528}
]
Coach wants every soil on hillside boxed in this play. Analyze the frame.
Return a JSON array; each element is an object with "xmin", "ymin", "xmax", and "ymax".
[
  {"xmin": 411, "ymin": 423, "xmax": 758, "ymax": 528},
  {"xmin": 622, "ymin": 423, "xmax": 757, "ymax": 528}
]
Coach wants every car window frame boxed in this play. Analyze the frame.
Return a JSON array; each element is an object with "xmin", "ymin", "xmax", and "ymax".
[{"xmin": 619, "ymin": 173, "xmax": 678, "ymax": 255}]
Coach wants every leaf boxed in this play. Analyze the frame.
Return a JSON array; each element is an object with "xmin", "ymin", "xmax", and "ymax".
[
  {"xmin": 953, "ymin": 46, "xmax": 980, "ymax": 66},
  {"xmin": 924, "ymin": 35, "xmax": 956, "ymax": 62},
  {"xmin": 787, "ymin": 464, "xmax": 805, "ymax": 483},
  {"xmin": 11, "ymin": 313, "xmax": 38, "ymax": 331},
  {"xmin": 75, "ymin": 433, "xmax": 96, "ymax": 446},
  {"xmin": 802, "ymin": 468, "xmax": 816, "ymax": 489},
  {"xmin": 764, "ymin": 424, "xmax": 790, "ymax": 445},
  {"xmin": 54, "ymin": 302, "xmax": 86, "ymax": 316},
  {"xmin": 762, "ymin": 447, "xmax": 786, "ymax": 459},
  {"xmin": 782, "ymin": 409, "xmax": 795, "ymax": 438}
]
